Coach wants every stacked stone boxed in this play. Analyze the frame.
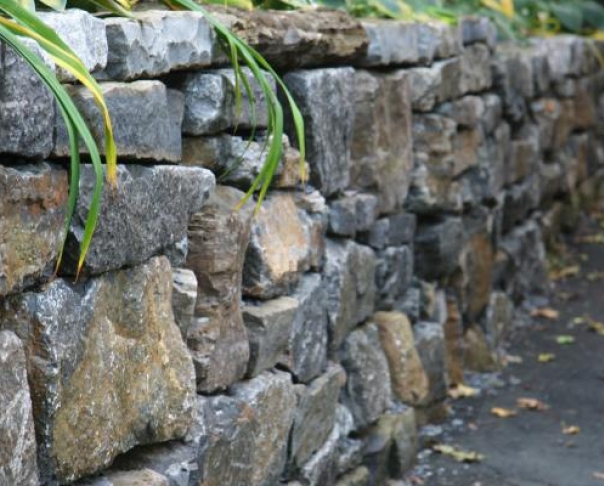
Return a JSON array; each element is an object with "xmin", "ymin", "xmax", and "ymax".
[{"xmin": 1, "ymin": 7, "xmax": 604, "ymax": 486}]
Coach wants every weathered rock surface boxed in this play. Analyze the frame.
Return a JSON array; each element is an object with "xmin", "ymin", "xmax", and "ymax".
[
  {"xmin": 61, "ymin": 164, "xmax": 215, "ymax": 276},
  {"xmin": 373, "ymin": 312, "xmax": 429, "ymax": 406},
  {"xmin": 459, "ymin": 16, "xmax": 497, "ymax": 49},
  {"xmin": 375, "ymin": 246, "xmax": 414, "ymax": 311},
  {"xmin": 361, "ymin": 20, "xmax": 419, "ymax": 67},
  {"xmin": 172, "ymin": 268, "xmax": 198, "ymax": 339},
  {"xmin": 0, "ymin": 257, "xmax": 196, "ymax": 484},
  {"xmin": 359, "ymin": 213, "xmax": 416, "ymax": 250},
  {"xmin": 414, "ymin": 218, "xmax": 463, "ymax": 281},
  {"xmin": 350, "ymin": 70, "xmax": 413, "ymax": 214},
  {"xmin": 295, "ymin": 425, "xmax": 339, "ymax": 486},
  {"xmin": 328, "ymin": 192, "xmax": 379, "ymax": 237},
  {"xmin": 290, "ymin": 364, "xmax": 344, "ymax": 469},
  {"xmin": 335, "ymin": 466, "xmax": 370, "ymax": 486},
  {"xmin": 279, "ymin": 273, "xmax": 329, "ymax": 383},
  {"xmin": 283, "ymin": 68, "xmax": 355, "ymax": 196},
  {"xmin": 186, "ymin": 185, "xmax": 254, "ymax": 393},
  {"xmin": 76, "ymin": 469, "xmax": 170, "ymax": 486},
  {"xmin": 340, "ymin": 324, "xmax": 392, "ymax": 429},
  {"xmin": 460, "ymin": 44, "xmax": 492, "ymax": 93},
  {"xmin": 324, "ymin": 240, "xmax": 376, "ymax": 352},
  {"xmin": 0, "ymin": 163, "xmax": 67, "ymax": 296},
  {"xmin": 243, "ymin": 296, "xmax": 299, "ymax": 377},
  {"xmin": 0, "ymin": 331, "xmax": 38, "ymax": 486},
  {"xmin": 54, "ymin": 81, "xmax": 184, "ymax": 162},
  {"xmin": 0, "ymin": 39, "xmax": 55, "ymax": 158},
  {"xmin": 39, "ymin": 9, "xmax": 107, "ymax": 81},
  {"xmin": 414, "ymin": 321, "xmax": 448, "ymax": 405},
  {"xmin": 197, "ymin": 370, "xmax": 296, "ymax": 486},
  {"xmin": 104, "ymin": 11, "xmax": 215, "ymax": 80}
]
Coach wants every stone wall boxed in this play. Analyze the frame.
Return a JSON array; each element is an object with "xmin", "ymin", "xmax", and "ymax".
[{"xmin": 1, "ymin": 8, "xmax": 604, "ymax": 486}]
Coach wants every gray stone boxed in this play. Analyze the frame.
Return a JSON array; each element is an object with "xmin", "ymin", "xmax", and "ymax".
[
  {"xmin": 435, "ymin": 57, "xmax": 464, "ymax": 103},
  {"xmin": 54, "ymin": 81, "xmax": 184, "ymax": 162},
  {"xmin": 180, "ymin": 67, "xmax": 274, "ymax": 135},
  {"xmin": 290, "ymin": 364, "xmax": 344, "ymax": 469},
  {"xmin": 508, "ymin": 130, "xmax": 541, "ymax": 185},
  {"xmin": 61, "ymin": 165, "xmax": 215, "ymax": 276},
  {"xmin": 532, "ymin": 36, "xmax": 596, "ymax": 80},
  {"xmin": 412, "ymin": 114, "xmax": 458, "ymax": 176},
  {"xmin": 416, "ymin": 21, "xmax": 462, "ymax": 62},
  {"xmin": 104, "ymin": 11, "xmax": 215, "ymax": 80},
  {"xmin": 407, "ymin": 65, "xmax": 442, "ymax": 112},
  {"xmin": 414, "ymin": 218, "xmax": 463, "ymax": 281},
  {"xmin": 414, "ymin": 322, "xmax": 448, "ymax": 405},
  {"xmin": 0, "ymin": 331, "xmax": 38, "ymax": 486},
  {"xmin": 459, "ymin": 16, "xmax": 497, "ymax": 49},
  {"xmin": 195, "ymin": 371, "xmax": 296, "ymax": 486},
  {"xmin": 335, "ymin": 466, "xmax": 370, "ymax": 486},
  {"xmin": 296, "ymin": 425, "xmax": 339, "ymax": 486},
  {"xmin": 398, "ymin": 287, "xmax": 420, "ymax": 323},
  {"xmin": 38, "ymin": 9, "xmax": 107, "ymax": 81},
  {"xmin": 405, "ymin": 158, "xmax": 463, "ymax": 215},
  {"xmin": 0, "ymin": 163, "xmax": 67, "ymax": 296},
  {"xmin": 283, "ymin": 68, "xmax": 355, "ymax": 196},
  {"xmin": 361, "ymin": 20, "xmax": 419, "ymax": 66},
  {"xmin": 540, "ymin": 161, "xmax": 563, "ymax": 205},
  {"xmin": 243, "ymin": 296, "xmax": 298, "ymax": 377},
  {"xmin": 436, "ymin": 95, "xmax": 485, "ymax": 128},
  {"xmin": 186, "ymin": 185, "xmax": 254, "ymax": 393},
  {"xmin": 359, "ymin": 213, "xmax": 416, "ymax": 250},
  {"xmin": 329, "ymin": 193, "xmax": 379, "ymax": 237},
  {"xmin": 76, "ymin": 469, "xmax": 170, "ymax": 486},
  {"xmin": 483, "ymin": 291, "xmax": 515, "ymax": 350},
  {"xmin": 171, "ymin": 268, "xmax": 198, "ymax": 340},
  {"xmin": 280, "ymin": 273, "xmax": 329, "ymax": 384},
  {"xmin": 375, "ymin": 246, "xmax": 414, "ymax": 311},
  {"xmin": 501, "ymin": 175, "xmax": 541, "ymax": 234},
  {"xmin": 460, "ymin": 44, "xmax": 492, "ymax": 93},
  {"xmin": 481, "ymin": 94, "xmax": 503, "ymax": 135},
  {"xmin": 350, "ymin": 70, "xmax": 413, "ymax": 213},
  {"xmin": 324, "ymin": 240, "xmax": 377, "ymax": 352},
  {"xmin": 530, "ymin": 98, "xmax": 561, "ymax": 153},
  {"xmin": 340, "ymin": 324, "xmax": 392, "ymax": 429},
  {"xmin": 0, "ymin": 257, "xmax": 196, "ymax": 484},
  {"xmin": 0, "ymin": 39, "xmax": 55, "ymax": 158}
]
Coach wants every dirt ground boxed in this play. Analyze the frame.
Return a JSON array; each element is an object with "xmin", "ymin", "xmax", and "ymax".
[{"xmin": 406, "ymin": 214, "xmax": 604, "ymax": 486}]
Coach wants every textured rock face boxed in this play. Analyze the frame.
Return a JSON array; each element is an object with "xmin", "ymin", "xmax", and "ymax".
[
  {"xmin": 243, "ymin": 296, "xmax": 299, "ymax": 377},
  {"xmin": 172, "ymin": 268, "xmax": 198, "ymax": 339},
  {"xmin": 361, "ymin": 20, "xmax": 419, "ymax": 67},
  {"xmin": 104, "ymin": 11, "xmax": 215, "ymax": 80},
  {"xmin": 375, "ymin": 246, "xmax": 414, "ymax": 311},
  {"xmin": 324, "ymin": 240, "xmax": 377, "ymax": 352},
  {"xmin": 0, "ymin": 163, "xmax": 67, "ymax": 296},
  {"xmin": 54, "ymin": 81, "xmax": 185, "ymax": 162},
  {"xmin": 283, "ymin": 68, "xmax": 355, "ymax": 196},
  {"xmin": 373, "ymin": 312, "xmax": 429, "ymax": 406},
  {"xmin": 414, "ymin": 322, "xmax": 448, "ymax": 406},
  {"xmin": 243, "ymin": 193, "xmax": 319, "ymax": 299},
  {"xmin": 414, "ymin": 218, "xmax": 463, "ymax": 281},
  {"xmin": 61, "ymin": 165, "xmax": 215, "ymax": 276},
  {"xmin": 0, "ymin": 331, "xmax": 38, "ymax": 486},
  {"xmin": 186, "ymin": 185, "xmax": 254, "ymax": 392},
  {"xmin": 340, "ymin": 324, "xmax": 392, "ymax": 429},
  {"xmin": 0, "ymin": 39, "xmax": 55, "ymax": 158},
  {"xmin": 38, "ymin": 9, "xmax": 107, "ymax": 81},
  {"xmin": 198, "ymin": 371, "xmax": 296, "ymax": 486},
  {"xmin": 0, "ymin": 257, "xmax": 196, "ymax": 484},
  {"xmin": 350, "ymin": 70, "xmax": 413, "ymax": 214},
  {"xmin": 328, "ymin": 192, "xmax": 379, "ymax": 238}
]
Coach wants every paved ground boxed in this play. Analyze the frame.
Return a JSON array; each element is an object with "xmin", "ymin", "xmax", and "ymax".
[{"xmin": 407, "ymin": 214, "xmax": 604, "ymax": 486}]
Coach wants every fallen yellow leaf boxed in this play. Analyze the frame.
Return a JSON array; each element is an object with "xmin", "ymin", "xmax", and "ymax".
[
  {"xmin": 577, "ymin": 233, "xmax": 604, "ymax": 244},
  {"xmin": 448, "ymin": 384, "xmax": 480, "ymax": 400},
  {"xmin": 549, "ymin": 265, "xmax": 580, "ymax": 281},
  {"xmin": 562, "ymin": 425, "xmax": 580, "ymax": 435},
  {"xmin": 504, "ymin": 354, "xmax": 523, "ymax": 364},
  {"xmin": 491, "ymin": 407, "xmax": 517, "ymax": 418},
  {"xmin": 517, "ymin": 397, "xmax": 549, "ymax": 411},
  {"xmin": 586, "ymin": 318, "xmax": 604, "ymax": 336},
  {"xmin": 572, "ymin": 316, "xmax": 586, "ymax": 325},
  {"xmin": 432, "ymin": 444, "xmax": 484, "ymax": 463},
  {"xmin": 556, "ymin": 335, "xmax": 575, "ymax": 345},
  {"xmin": 538, "ymin": 353, "xmax": 556, "ymax": 363},
  {"xmin": 531, "ymin": 307, "xmax": 559, "ymax": 320},
  {"xmin": 587, "ymin": 271, "xmax": 604, "ymax": 281}
]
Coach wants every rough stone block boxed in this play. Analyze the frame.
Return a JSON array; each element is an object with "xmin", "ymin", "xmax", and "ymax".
[
  {"xmin": 0, "ymin": 257, "xmax": 196, "ymax": 484},
  {"xmin": 481, "ymin": 93, "xmax": 504, "ymax": 135},
  {"xmin": 435, "ymin": 57, "xmax": 464, "ymax": 103},
  {"xmin": 413, "ymin": 321, "xmax": 448, "ymax": 405},
  {"xmin": 436, "ymin": 95, "xmax": 485, "ymax": 128},
  {"xmin": 280, "ymin": 273, "xmax": 329, "ymax": 384},
  {"xmin": 375, "ymin": 246, "xmax": 414, "ymax": 311},
  {"xmin": 290, "ymin": 364, "xmax": 344, "ymax": 469},
  {"xmin": 104, "ymin": 11, "xmax": 215, "ymax": 80},
  {"xmin": 54, "ymin": 81, "xmax": 184, "ymax": 162},
  {"xmin": 172, "ymin": 268, "xmax": 198, "ymax": 339},
  {"xmin": 335, "ymin": 466, "xmax": 370, "ymax": 486},
  {"xmin": 328, "ymin": 192, "xmax": 379, "ymax": 237},
  {"xmin": 243, "ymin": 192, "xmax": 321, "ymax": 299},
  {"xmin": 508, "ymin": 130, "xmax": 541, "ymax": 185},
  {"xmin": 530, "ymin": 98, "xmax": 561, "ymax": 153},
  {"xmin": 180, "ymin": 67, "xmax": 274, "ymax": 135},
  {"xmin": 373, "ymin": 312, "xmax": 429, "ymax": 406},
  {"xmin": 197, "ymin": 370, "xmax": 296, "ymax": 486},
  {"xmin": 0, "ymin": 331, "xmax": 38, "ymax": 486},
  {"xmin": 407, "ymin": 65, "xmax": 442, "ymax": 112},
  {"xmin": 60, "ymin": 164, "xmax": 215, "ymax": 276},
  {"xmin": 243, "ymin": 296, "xmax": 298, "ymax": 377},
  {"xmin": 359, "ymin": 213, "xmax": 416, "ymax": 250},
  {"xmin": 361, "ymin": 20, "xmax": 419, "ymax": 66},
  {"xmin": 501, "ymin": 175, "xmax": 541, "ymax": 234},
  {"xmin": 75, "ymin": 469, "xmax": 170, "ymax": 486},
  {"xmin": 350, "ymin": 70, "xmax": 413, "ymax": 214},
  {"xmin": 414, "ymin": 218, "xmax": 463, "ymax": 281},
  {"xmin": 459, "ymin": 16, "xmax": 497, "ymax": 49},
  {"xmin": 186, "ymin": 185, "xmax": 254, "ymax": 393},
  {"xmin": 0, "ymin": 163, "xmax": 67, "ymax": 296},
  {"xmin": 460, "ymin": 43, "xmax": 492, "ymax": 94},
  {"xmin": 283, "ymin": 68, "xmax": 355, "ymax": 196},
  {"xmin": 0, "ymin": 39, "xmax": 55, "ymax": 158},
  {"xmin": 324, "ymin": 240, "xmax": 377, "ymax": 352},
  {"xmin": 38, "ymin": 9, "xmax": 107, "ymax": 81},
  {"xmin": 483, "ymin": 291, "xmax": 514, "ymax": 350},
  {"xmin": 340, "ymin": 324, "xmax": 392, "ymax": 429}
]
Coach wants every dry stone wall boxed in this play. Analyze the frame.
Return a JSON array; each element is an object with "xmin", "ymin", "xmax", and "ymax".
[{"xmin": 1, "ymin": 8, "xmax": 604, "ymax": 486}]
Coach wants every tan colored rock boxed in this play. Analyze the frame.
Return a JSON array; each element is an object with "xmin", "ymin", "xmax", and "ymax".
[
  {"xmin": 0, "ymin": 163, "xmax": 67, "ymax": 296},
  {"xmin": 186, "ymin": 185, "xmax": 254, "ymax": 392},
  {"xmin": 0, "ymin": 257, "xmax": 195, "ymax": 484},
  {"xmin": 97, "ymin": 469, "xmax": 170, "ymax": 486},
  {"xmin": 464, "ymin": 228, "xmax": 494, "ymax": 320},
  {"xmin": 373, "ymin": 312, "xmax": 429, "ymax": 406},
  {"xmin": 443, "ymin": 296, "xmax": 464, "ymax": 386},
  {"xmin": 463, "ymin": 325, "xmax": 499, "ymax": 372}
]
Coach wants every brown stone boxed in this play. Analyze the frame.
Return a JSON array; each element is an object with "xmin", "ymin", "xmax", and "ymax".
[
  {"xmin": 443, "ymin": 296, "xmax": 464, "ymax": 386},
  {"xmin": 463, "ymin": 325, "xmax": 499, "ymax": 372},
  {"xmin": 373, "ymin": 312, "xmax": 429, "ymax": 406},
  {"xmin": 186, "ymin": 185, "xmax": 254, "ymax": 392}
]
